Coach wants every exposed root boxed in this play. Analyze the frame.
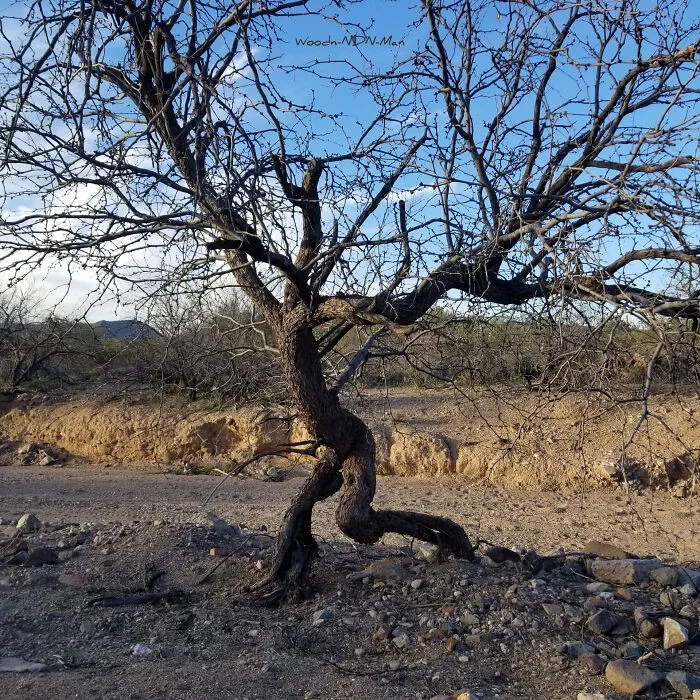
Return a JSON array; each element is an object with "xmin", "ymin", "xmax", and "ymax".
[
  {"xmin": 253, "ymin": 458, "xmax": 342, "ymax": 604},
  {"xmin": 372, "ymin": 509, "xmax": 474, "ymax": 559},
  {"xmin": 252, "ymin": 412, "xmax": 474, "ymax": 604},
  {"xmin": 335, "ymin": 419, "xmax": 474, "ymax": 560}
]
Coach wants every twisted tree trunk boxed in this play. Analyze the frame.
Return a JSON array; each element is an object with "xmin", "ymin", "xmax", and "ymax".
[{"xmin": 254, "ymin": 317, "xmax": 474, "ymax": 603}]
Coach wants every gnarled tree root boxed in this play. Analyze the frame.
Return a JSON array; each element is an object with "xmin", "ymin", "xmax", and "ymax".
[
  {"xmin": 370, "ymin": 509, "xmax": 474, "ymax": 559},
  {"xmin": 253, "ymin": 417, "xmax": 473, "ymax": 603},
  {"xmin": 251, "ymin": 458, "xmax": 342, "ymax": 605},
  {"xmin": 335, "ymin": 421, "xmax": 475, "ymax": 560}
]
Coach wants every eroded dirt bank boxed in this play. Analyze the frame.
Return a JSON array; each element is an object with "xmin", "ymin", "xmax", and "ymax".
[{"xmin": 1, "ymin": 390, "xmax": 698, "ymax": 493}]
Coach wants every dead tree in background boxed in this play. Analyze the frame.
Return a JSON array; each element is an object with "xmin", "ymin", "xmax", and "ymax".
[
  {"xmin": 0, "ymin": 289, "xmax": 95, "ymax": 393},
  {"xmin": 0, "ymin": 0, "xmax": 698, "ymax": 599}
]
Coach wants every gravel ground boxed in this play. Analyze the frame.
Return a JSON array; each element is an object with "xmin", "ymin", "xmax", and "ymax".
[{"xmin": 0, "ymin": 464, "xmax": 699, "ymax": 700}]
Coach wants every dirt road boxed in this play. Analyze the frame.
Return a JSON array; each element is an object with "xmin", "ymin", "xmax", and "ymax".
[{"xmin": 2, "ymin": 465, "xmax": 697, "ymax": 560}]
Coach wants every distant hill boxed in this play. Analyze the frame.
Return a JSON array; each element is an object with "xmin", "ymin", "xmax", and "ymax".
[{"xmin": 93, "ymin": 320, "xmax": 161, "ymax": 341}]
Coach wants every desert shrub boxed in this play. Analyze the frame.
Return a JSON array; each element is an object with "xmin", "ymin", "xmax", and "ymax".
[
  {"xmin": 132, "ymin": 293, "xmax": 285, "ymax": 404},
  {"xmin": 0, "ymin": 290, "xmax": 105, "ymax": 392}
]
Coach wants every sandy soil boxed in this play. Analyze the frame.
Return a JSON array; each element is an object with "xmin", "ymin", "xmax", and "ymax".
[
  {"xmin": 1, "ymin": 465, "xmax": 698, "ymax": 561},
  {"xmin": 0, "ymin": 390, "xmax": 699, "ymax": 699}
]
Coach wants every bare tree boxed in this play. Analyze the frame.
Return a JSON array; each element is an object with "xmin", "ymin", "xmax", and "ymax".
[
  {"xmin": 0, "ymin": 288, "xmax": 97, "ymax": 393},
  {"xmin": 1, "ymin": 0, "xmax": 698, "ymax": 599}
]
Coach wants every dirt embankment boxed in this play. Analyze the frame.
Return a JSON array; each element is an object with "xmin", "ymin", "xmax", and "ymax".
[
  {"xmin": 0, "ymin": 397, "xmax": 288, "ymax": 466},
  {"xmin": 1, "ymin": 390, "xmax": 698, "ymax": 493}
]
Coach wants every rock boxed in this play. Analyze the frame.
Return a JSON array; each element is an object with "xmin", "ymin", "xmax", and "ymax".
[
  {"xmin": 650, "ymin": 566, "xmax": 678, "ymax": 587},
  {"xmin": 561, "ymin": 640, "xmax": 595, "ymax": 657},
  {"xmin": 605, "ymin": 659, "xmax": 663, "ymax": 695},
  {"xmin": 619, "ymin": 641, "xmax": 645, "ymax": 659},
  {"xmin": 577, "ymin": 693, "xmax": 609, "ymax": 700},
  {"xmin": 578, "ymin": 652, "xmax": 607, "ymax": 674},
  {"xmin": 595, "ymin": 458, "xmax": 621, "ymax": 481},
  {"xmin": 0, "ymin": 657, "xmax": 48, "ymax": 673},
  {"xmin": 586, "ymin": 609, "xmax": 619, "ymax": 635},
  {"xmin": 678, "ymin": 569, "xmax": 700, "ymax": 590},
  {"xmin": 680, "ymin": 582, "xmax": 698, "ymax": 596},
  {"xmin": 583, "ymin": 595, "xmax": 608, "ymax": 613},
  {"xmin": 6, "ymin": 551, "xmax": 28, "ymax": 565},
  {"xmin": 363, "ymin": 558, "xmax": 410, "ymax": 581},
  {"xmin": 583, "ymin": 541, "xmax": 632, "ymax": 559},
  {"xmin": 586, "ymin": 582, "xmax": 614, "ymax": 594},
  {"xmin": 392, "ymin": 633, "xmax": 412, "ymax": 650},
  {"xmin": 410, "ymin": 578, "xmax": 424, "ymax": 590},
  {"xmin": 679, "ymin": 605, "xmax": 697, "ymax": 618},
  {"xmin": 0, "ymin": 537, "xmax": 27, "ymax": 558},
  {"xmin": 17, "ymin": 444, "xmax": 34, "ymax": 455},
  {"xmin": 16, "ymin": 513, "xmax": 40, "ymax": 533},
  {"xmin": 666, "ymin": 671, "xmax": 700, "ymax": 698},
  {"xmin": 660, "ymin": 589, "xmax": 684, "ymax": 610},
  {"xmin": 541, "ymin": 603, "xmax": 564, "ymax": 617},
  {"xmin": 584, "ymin": 595, "xmax": 610, "ymax": 612},
  {"xmin": 37, "ymin": 450, "xmax": 55, "ymax": 466},
  {"xmin": 663, "ymin": 617, "xmax": 689, "ymax": 649},
  {"xmin": 415, "ymin": 543, "xmax": 440, "ymax": 564},
  {"xmin": 71, "ymin": 532, "xmax": 88, "ymax": 547},
  {"xmin": 616, "ymin": 587, "xmax": 633, "ymax": 601},
  {"xmin": 461, "ymin": 612, "xmax": 479, "ymax": 627},
  {"xmin": 131, "ymin": 643, "xmax": 153, "ymax": 657},
  {"xmin": 693, "ymin": 690, "xmax": 700, "ymax": 700},
  {"xmin": 563, "ymin": 604, "xmax": 585, "ymax": 623},
  {"xmin": 529, "ymin": 578, "xmax": 547, "ymax": 593},
  {"xmin": 590, "ymin": 558, "xmax": 662, "ymax": 585},
  {"xmin": 25, "ymin": 547, "xmax": 58, "ymax": 566},
  {"xmin": 484, "ymin": 546, "xmax": 521, "ymax": 564},
  {"xmin": 610, "ymin": 616, "xmax": 635, "ymax": 636},
  {"xmin": 634, "ymin": 606, "xmax": 663, "ymax": 639},
  {"xmin": 455, "ymin": 692, "xmax": 483, "ymax": 700},
  {"xmin": 387, "ymin": 660, "xmax": 401, "ymax": 671},
  {"xmin": 312, "ymin": 608, "xmax": 332, "ymax": 625}
]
